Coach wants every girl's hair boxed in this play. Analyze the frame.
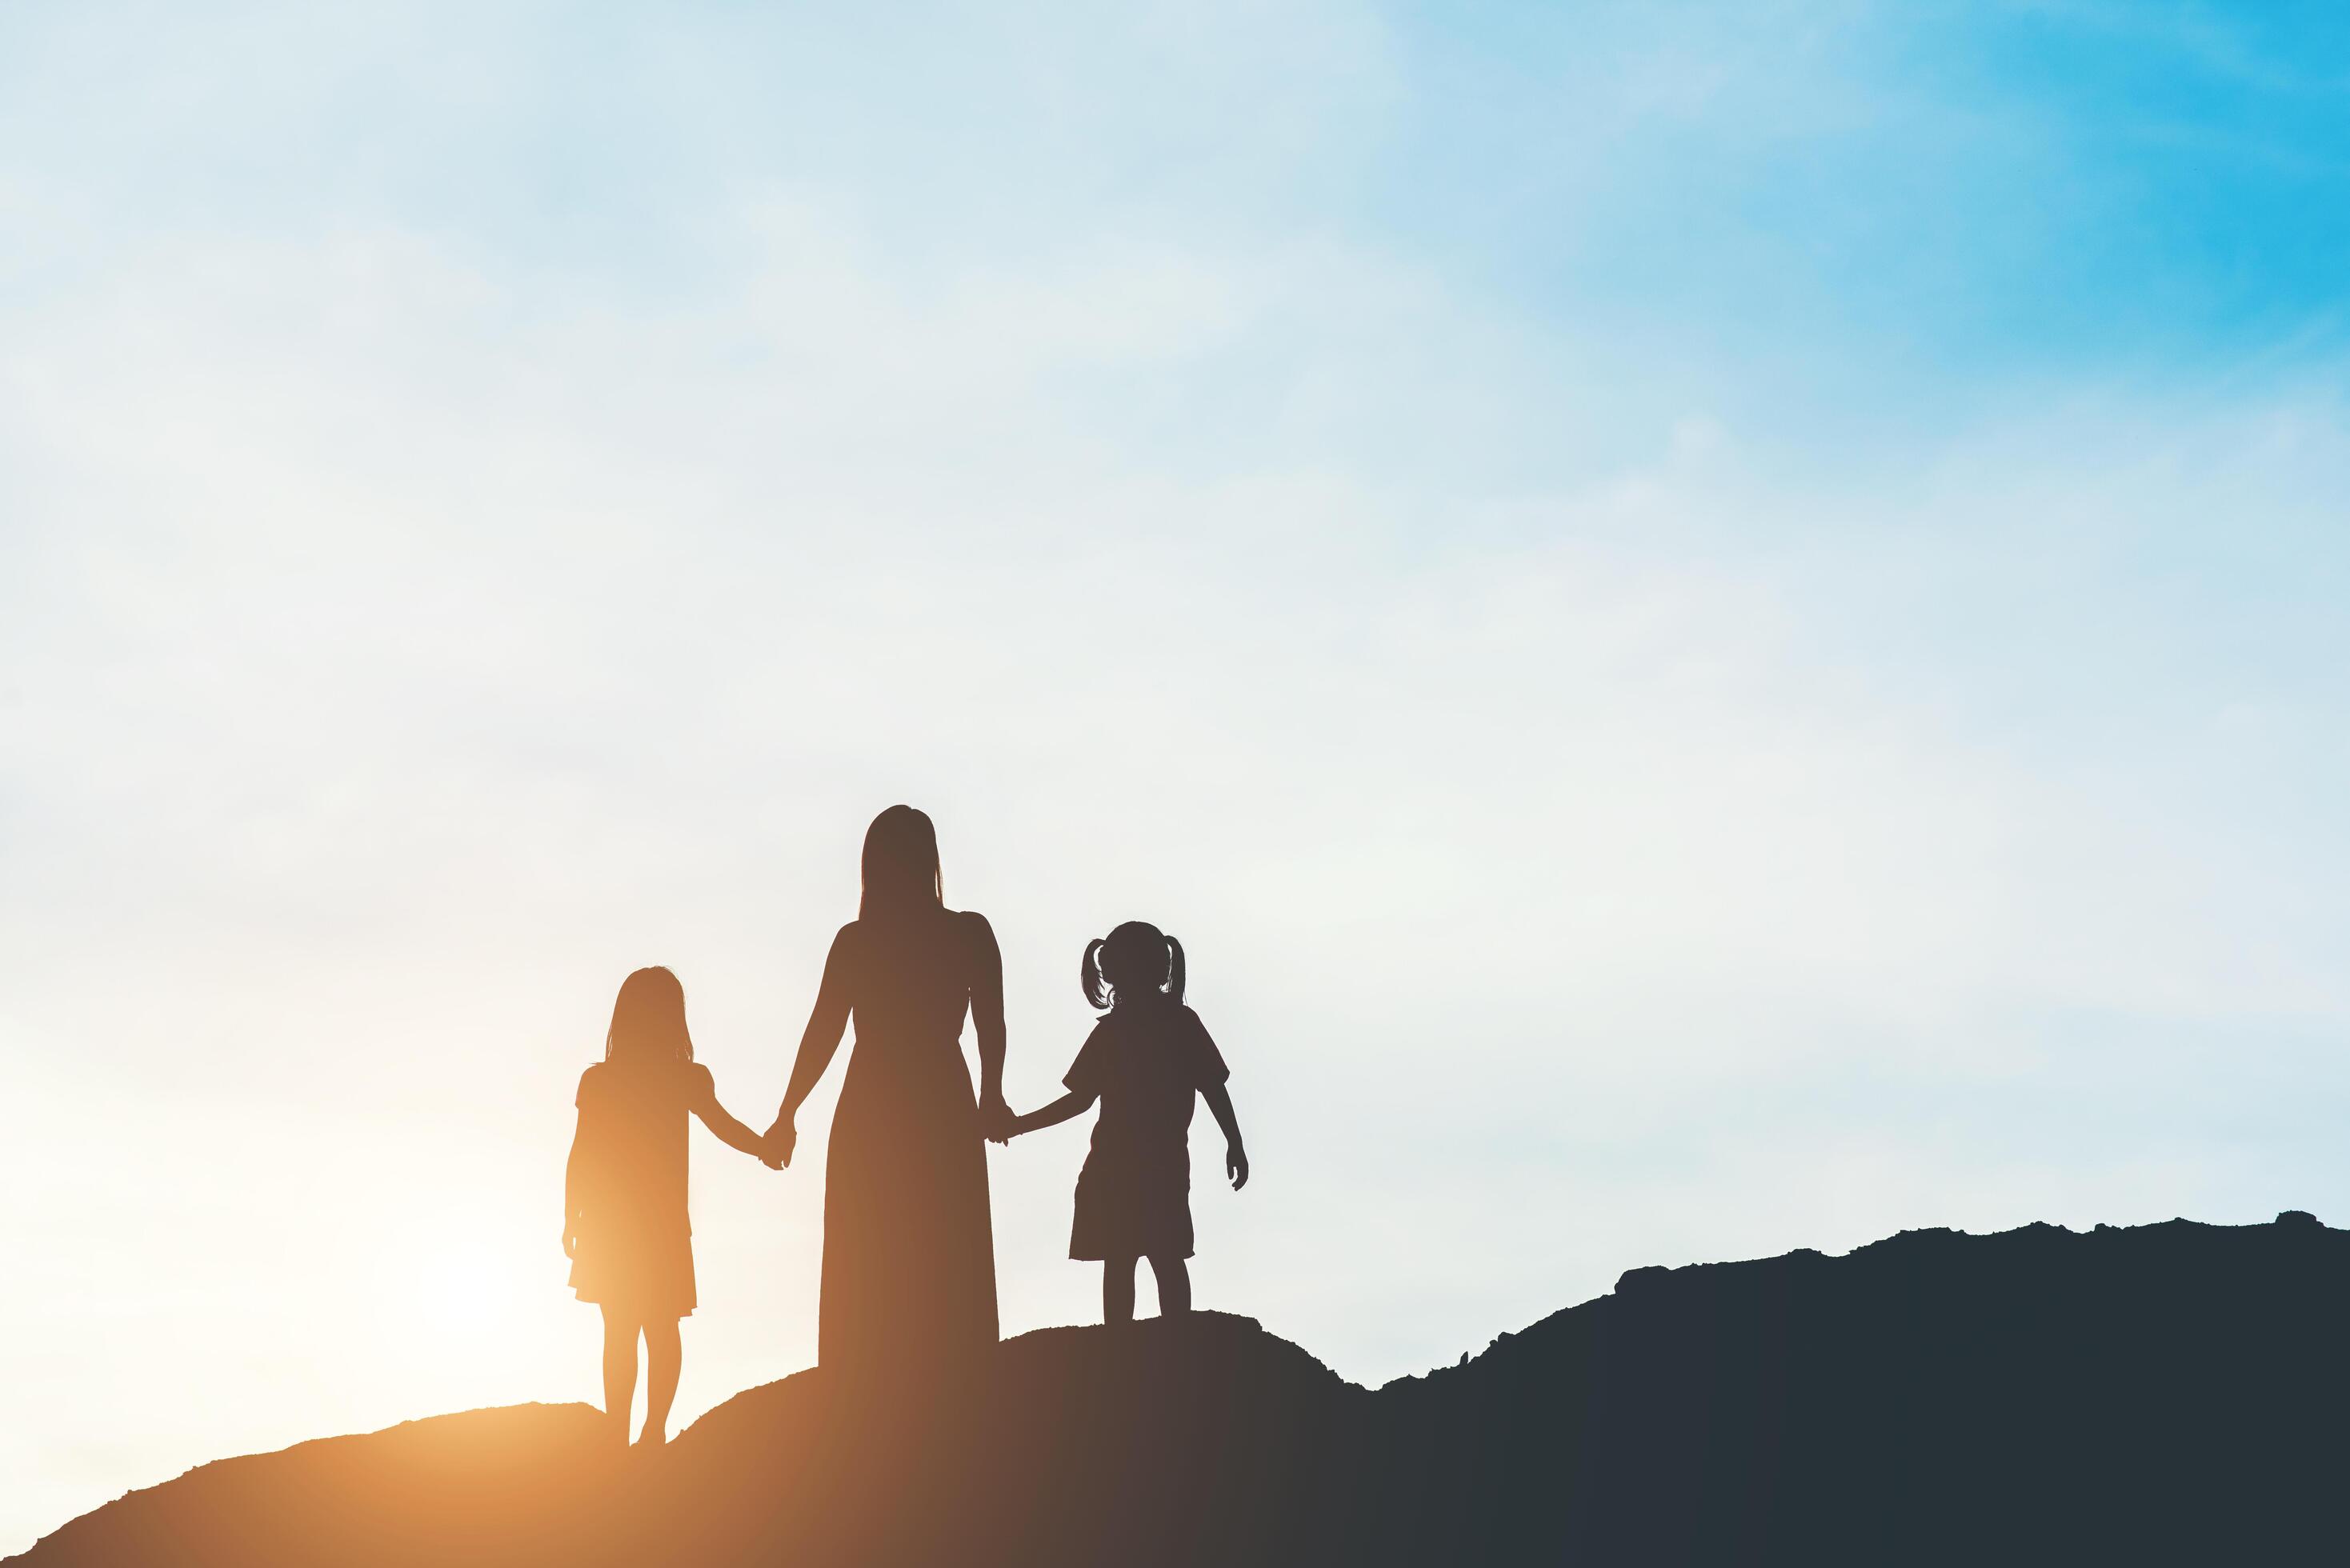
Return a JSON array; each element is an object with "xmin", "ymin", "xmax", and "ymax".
[
  {"xmin": 606, "ymin": 966, "xmax": 695, "ymax": 1065},
  {"xmin": 860, "ymin": 805, "xmax": 943, "ymax": 922},
  {"xmin": 1082, "ymin": 921, "xmax": 1186, "ymax": 1010}
]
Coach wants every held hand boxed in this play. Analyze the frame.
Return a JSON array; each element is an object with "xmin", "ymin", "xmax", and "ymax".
[
  {"xmin": 764, "ymin": 1118, "xmax": 798, "ymax": 1169},
  {"xmin": 979, "ymin": 1093, "xmax": 1015, "ymax": 1145},
  {"xmin": 1226, "ymin": 1142, "xmax": 1249, "ymax": 1191}
]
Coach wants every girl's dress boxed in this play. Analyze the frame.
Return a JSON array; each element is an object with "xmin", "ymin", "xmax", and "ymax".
[
  {"xmin": 1062, "ymin": 999, "xmax": 1230, "ymax": 1261},
  {"xmin": 819, "ymin": 911, "xmax": 1001, "ymax": 1374},
  {"xmin": 568, "ymin": 1058, "xmax": 706, "ymax": 1318}
]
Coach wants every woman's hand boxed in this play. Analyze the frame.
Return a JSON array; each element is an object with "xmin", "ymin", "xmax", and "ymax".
[
  {"xmin": 764, "ymin": 1117, "xmax": 798, "ymax": 1169},
  {"xmin": 979, "ymin": 1093, "xmax": 1015, "ymax": 1145},
  {"xmin": 1226, "ymin": 1142, "xmax": 1250, "ymax": 1191}
]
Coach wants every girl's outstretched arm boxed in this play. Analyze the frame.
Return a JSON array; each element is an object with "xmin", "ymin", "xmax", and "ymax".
[
  {"xmin": 691, "ymin": 1070, "xmax": 783, "ymax": 1167},
  {"xmin": 1202, "ymin": 1082, "xmax": 1249, "ymax": 1190},
  {"xmin": 1009, "ymin": 1089, "xmax": 1098, "ymax": 1138},
  {"xmin": 769, "ymin": 925, "xmax": 855, "ymax": 1165}
]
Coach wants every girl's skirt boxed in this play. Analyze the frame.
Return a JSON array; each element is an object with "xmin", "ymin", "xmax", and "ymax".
[
  {"xmin": 1069, "ymin": 1143, "xmax": 1195, "ymax": 1262},
  {"xmin": 570, "ymin": 1207, "xmax": 696, "ymax": 1319}
]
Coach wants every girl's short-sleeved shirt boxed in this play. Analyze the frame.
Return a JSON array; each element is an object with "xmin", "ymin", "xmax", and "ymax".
[
  {"xmin": 575, "ymin": 1059, "xmax": 710, "ymax": 1230},
  {"xmin": 1063, "ymin": 1002, "xmax": 1229, "ymax": 1162}
]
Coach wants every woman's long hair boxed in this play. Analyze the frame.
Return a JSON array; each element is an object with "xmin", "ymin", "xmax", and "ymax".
[
  {"xmin": 605, "ymin": 966, "xmax": 695, "ymax": 1065},
  {"xmin": 1082, "ymin": 921, "xmax": 1186, "ymax": 1010},
  {"xmin": 860, "ymin": 805, "xmax": 944, "ymax": 922}
]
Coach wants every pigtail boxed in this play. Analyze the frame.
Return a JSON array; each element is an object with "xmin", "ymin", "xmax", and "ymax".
[
  {"xmin": 1081, "ymin": 938, "xmax": 1112, "ymax": 1010},
  {"xmin": 1164, "ymin": 935, "xmax": 1186, "ymax": 1005}
]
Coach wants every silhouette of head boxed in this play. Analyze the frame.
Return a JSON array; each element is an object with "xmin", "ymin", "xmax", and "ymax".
[
  {"xmin": 605, "ymin": 966, "xmax": 695, "ymax": 1065},
  {"xmin": 1082, "ymin": 921, "xmax": 1187, "ymax": 1010},
  {"xmin": 861, "ymin": 805, "xmax": 943, "ymax": 922}
]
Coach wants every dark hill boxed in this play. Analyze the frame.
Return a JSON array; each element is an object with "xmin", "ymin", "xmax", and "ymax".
[
  {"xmin": 10, "ymin": 1403, "xmax": 616, "ymax": 1566},
  {"xmin": 17, "ymin": 1214, "xmax": 2350, "ymax": 1566}
]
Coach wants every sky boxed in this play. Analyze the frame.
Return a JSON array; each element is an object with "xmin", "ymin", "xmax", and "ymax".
[{"xmin": 6, "ymin": 0, "xmax": 2350, "ymax": 1551}]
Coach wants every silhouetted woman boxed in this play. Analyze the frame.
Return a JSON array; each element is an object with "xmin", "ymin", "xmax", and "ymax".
[
  {"xmin": 766, "ymin": 806, "xmax": 1009, "ymax": 1375},
  {"xmin": 564, "ymin": 966, "xmax": 777, "ymax": 1447}
]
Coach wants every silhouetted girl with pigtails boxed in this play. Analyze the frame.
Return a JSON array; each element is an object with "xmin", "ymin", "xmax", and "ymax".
[{"xmin": 1004, "ymin": 922, "xmax": 1248, "ymax": 1324}]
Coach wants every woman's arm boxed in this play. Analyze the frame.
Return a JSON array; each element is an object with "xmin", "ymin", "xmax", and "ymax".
[
  {"xmin": 1202, "ymin": 1082, "xmax": 1248, "ymax": 1190},
  {"xmin": 767, "ymin": 925, "xmax": 857, "ymax": 1166},
  {"xmin": 691, "ymin": 1069, "xmax": 783, "ymax": 1167},
  {"xmin": 966, "ymin": 912, "xmax": 1011, "ymax": 1134},
  {"xmin": 1008, "ymin": 1088, "xmax": 1098, "ymax": 1138}
]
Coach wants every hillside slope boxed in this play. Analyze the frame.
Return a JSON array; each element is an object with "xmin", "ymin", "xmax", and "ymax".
[{"xmin": 17, "ymin": 1214, "xmax": 2348, "ymax": 1566}]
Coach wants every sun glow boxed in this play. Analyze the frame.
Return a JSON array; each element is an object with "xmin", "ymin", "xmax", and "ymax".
[{"xmin": 406, "ymin": 1241, "xmax": 539, "ymax": 1336}]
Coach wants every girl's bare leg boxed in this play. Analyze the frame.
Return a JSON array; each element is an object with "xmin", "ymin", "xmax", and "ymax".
[
  {"xmin": 1103, "ymin": 1255, "xmax": 1139, "ymax": 1325},
  {"xmin": 599, "ymin": 1306, "xmax": 639, "ymax": 1447},
  {"xmin": 1148, "ymin": 1254, "xmax": 1192, "ymax": 1317},
  {"xmin": 640, "ymin": 1318, "xmax": 683, "ymax": 1446}
]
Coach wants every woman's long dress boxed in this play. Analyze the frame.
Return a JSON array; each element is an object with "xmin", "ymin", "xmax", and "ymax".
[{"xmin": 819, "ymin": 911, "xmax": 999, "ymax": 1374}]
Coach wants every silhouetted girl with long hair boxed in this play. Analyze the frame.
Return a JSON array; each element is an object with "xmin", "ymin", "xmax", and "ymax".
[
  {"xmin": 1006, "ymin": 922, "xmax": 1248, "ymax": 1324},
  {"xmin": 564, "ymin": 966, "xmax": 775, "ymax": 1448}
]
